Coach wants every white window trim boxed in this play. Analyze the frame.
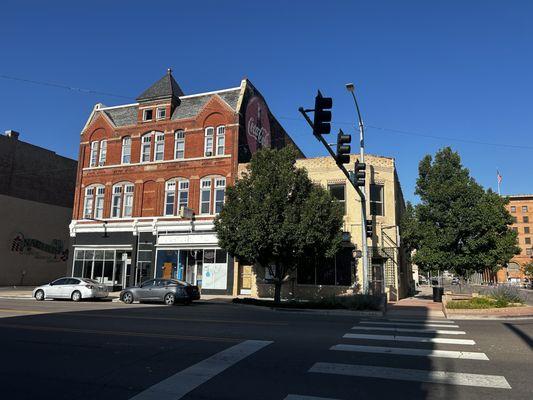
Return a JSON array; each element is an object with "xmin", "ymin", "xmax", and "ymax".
[
  {"xmin": 140, "ymin": 133, "xmax": 152, "ymax": 163},
  {"xmin": 164, "ymin": 181, "xmax": 177, "ymax": 216},
  {"xmin": 156, "ymin": 107, "xmax": 166, "ymax": 120},
  {"xmin": 123, "ymin": 184, "xmax": 134, "ymax": 217},
  {"xmin": 214, "ymin": 178, "xmax": 226, "ymax": 214},
  {"xmin": 90, "ymin": 142, "xmax": 99, "ymax": 167},
  {"xmin": 143, "ymin": 109, "xmax": 153, "ymax": 122},
  {"xmin": 121, "ymin": 136, "xmax": 131, "ymax": 164},
  {"xmin": 199, "ymin": 178, "xmax": 212, "ymax": 215},
  {"xmin": 216, "ymin": 125, "xmax": 225, "ymax": 156},
  {"xmin": 154, "ymin": 132, "xmax": 165, "ymax": 161},
  {"xmin": 174, "ymin": 130, "xmax": 185, "ymax": 160},
  {"xmin": 204, "ymin": 127, "xmax": 214, "ymax": 157},
  {"xmin": 98, "ymin": 140, "xmax": 107, "ymax": 166}
]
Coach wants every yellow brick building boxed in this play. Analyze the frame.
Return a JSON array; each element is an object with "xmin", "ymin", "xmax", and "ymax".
[{"xmin": 232, "ymin": 154, "xmax": 413, "ymax": 301}]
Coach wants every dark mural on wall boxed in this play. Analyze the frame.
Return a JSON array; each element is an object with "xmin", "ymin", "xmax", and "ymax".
[
  {"xmin": 10, "ymin": 232, "xmax": 69, "ymax": 262},
  {"xmin": 238, "ymin": 82, "xmax": 304, "ymax": 163}
]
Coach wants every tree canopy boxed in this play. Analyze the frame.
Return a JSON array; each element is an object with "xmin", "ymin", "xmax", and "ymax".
[
  {"xmin": 401, "ymin": 147, "xmax": 519, "ymax": 277},
  {"xmin": 214, "ymin": 146, "xmax": 344, "ymax": 302}
]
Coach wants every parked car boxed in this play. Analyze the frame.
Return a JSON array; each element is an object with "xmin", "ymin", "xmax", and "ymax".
[
  {"xmin": 120, "ymin": 279, "xmax": 201, "ymax": 305},
  {"xmin": 33, "ymin": 277, "xmax": 109, "ymax": 301}
]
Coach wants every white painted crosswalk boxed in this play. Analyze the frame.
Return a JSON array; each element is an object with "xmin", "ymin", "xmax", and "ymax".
[{"xmin": 286, "ymin": 316, "xmax": 511, "ymax": 398}]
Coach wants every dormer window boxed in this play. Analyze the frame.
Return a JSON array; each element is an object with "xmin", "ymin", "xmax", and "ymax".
[
  {"xmin": 143, "ymin": 109, "xmax": 153, "ymax": 121},
  {"xmin": 157, "ymin": 107, "xmax": 166, "ymax": 120}
]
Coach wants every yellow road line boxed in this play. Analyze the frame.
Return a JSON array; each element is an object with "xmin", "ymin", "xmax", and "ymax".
[{"xmin": 0, "ymin": 323, "xmax": 242, "ymax": 343}]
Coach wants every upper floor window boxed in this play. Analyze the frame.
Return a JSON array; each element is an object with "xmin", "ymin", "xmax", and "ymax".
[
  {"xmin": 216, "ymin": 126, "xmax": 225, "ymax": 156},
  {"xmin": 154, "ymin": 132, "xmax": 165, "ymax": 161},
  {"xmin": 141, "ymin": 133, "xmax": 152, "ymax": 163},
  {"xmin": 525, "ymin": 227, "xmax": 530, "ymax": 234},
  {"xmin": 83, "ymin": 185, "xmax": 105, "ymax": 219},
  {"xmin": 214, "ymin": 178, "xmax": 226, "ymax": 214},
  {"xmin": 156, "ymin": 107, "xmax": 166, "ymax": 120},
  {"xmin": 204, "ymin": 127, "xmax": 214, "ymax": 157},
  {"xmin": 328, "ymin": 184, "xmax": 346, "ymax": 215},
  {"xmin": 510, "ymin": 206, "xmax": 516, "ymax": 213},
  {"xmin": 89, "ymin": 141, "xmax": 99, "ymax": 167},
  {"xmin": 98, "ymin": 140, "xmax": 107, "ymax": 166},
  {"xmin": 200, "ymin": 179, "xmax": 212, "ymax": 214},
  {"xmin": 121, "ymin": 136, "xmax": 131, "ymax": 164},
  {"xmin": 175, "ymin": 130, "xmax": 185, "ymax": 159},
  {"xmin": 524, "ymin": 216, "xmax": 530, "ymax": 223},
  {"xmin": 370, "ymin": 184, "xmax": 384, "ymax": 216},
  {"xmin": 143, "ymin": 109, "xmax": 153, "ymax": 121},
  {"xmin": 512, "ymin": 216, "xmax": 518, "ymax": 223},
  {"xmin": 111, "ymin": 183, "xmax": 134, "ymax": 218},
  {"xmin": 523, "ymin": 206, "xmax": 529, "ymax": 213},
  {"xmin": 526, "ymin": 237, "xmax": 531, "ymax": 245},
  {"xmin": 164, "ymin": 179, "xmax": 189, "ymax": 216}
]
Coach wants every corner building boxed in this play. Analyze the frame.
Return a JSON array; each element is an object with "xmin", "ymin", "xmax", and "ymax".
[{"xmin": 70, "ymin": 70, "xmax": 301, "ymax": 294}]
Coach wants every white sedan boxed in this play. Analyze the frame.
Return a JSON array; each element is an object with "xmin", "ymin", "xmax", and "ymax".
[{"xmin": 33, "ymin": 277, "xmax": 109, "ymax": 301}]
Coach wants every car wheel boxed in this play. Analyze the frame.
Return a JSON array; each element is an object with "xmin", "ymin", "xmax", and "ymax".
[
  {"xmin": 71, "ymin": 290, "xmax": 82, "ymax": 302},
  {"xmin": 164, "ymin": 293, "xmax": 175, "ymax": 306},
  {"xmin": 122, "ymin": 291, "xmax": 134, "ymax": 304},
  {"xmin": 35, "ymin": 290, "xmax": 45, "ymax": 301}
]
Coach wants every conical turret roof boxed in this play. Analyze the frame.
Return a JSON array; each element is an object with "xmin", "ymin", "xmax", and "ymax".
[{"xmin": 136, "ymin": 68, "xmax": 184, "ymax": 102}]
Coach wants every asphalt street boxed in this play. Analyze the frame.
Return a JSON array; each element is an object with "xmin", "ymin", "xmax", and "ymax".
[{"xmin": 0, "ymin": 298, "xmax": 531, "ymax": 400}]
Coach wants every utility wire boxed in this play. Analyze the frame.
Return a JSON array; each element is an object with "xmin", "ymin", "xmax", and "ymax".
[
  {"xmin": 0, "ymin": 74, "xmax": 134, "ymax": 100},
  {"xmin": 2, "ymin": 73, "xmax": 531, "ymax": 150}
]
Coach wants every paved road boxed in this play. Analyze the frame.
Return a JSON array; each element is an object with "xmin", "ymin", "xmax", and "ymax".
[{"xmin": 0, "ymin": 298, "xmax": 531, "ymax": 400}]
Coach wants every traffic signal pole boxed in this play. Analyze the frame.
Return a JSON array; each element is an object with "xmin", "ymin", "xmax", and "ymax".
[
  {"xmin": 299, "ymin": 91, "xmax": 370, "ymax": 294},
  {"xmin": 348, "ymin": 88, "xmax": 370, "ymax": 295}
]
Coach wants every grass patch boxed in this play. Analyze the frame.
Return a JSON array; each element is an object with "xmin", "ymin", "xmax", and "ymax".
[
  {"xmin": 447, "ymin": 296, "xmax": 522, "ymax": 309},
  {"xmin": 233, "ymin": 294, "xmax": 382, "ymax": 311}
]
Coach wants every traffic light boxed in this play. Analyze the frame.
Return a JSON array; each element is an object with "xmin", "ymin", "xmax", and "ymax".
[
  {"xmin": 336, "ymin": 129, "xmax": 351, "ymax": 164},
  {"xmin": 365, "ymin": 219, "xmax": 373, "ymax": 237},
  {"xmin": 354, "ymin": 159, "xmax": 366, "ymax": 187},
  {"xmin": 313, "ymin": 90, "xmax": 332, "ymax": 136}
]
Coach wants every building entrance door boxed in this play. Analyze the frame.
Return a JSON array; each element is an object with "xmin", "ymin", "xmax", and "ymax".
[{"xmin": 239, "ymin": 265, "xmax": 252, "ymax": 295}]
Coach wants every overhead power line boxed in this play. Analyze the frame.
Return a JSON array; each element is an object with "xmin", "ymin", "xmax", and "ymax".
[
  {"xmin": 0, "ymin": 74, "xmax": 134, "ymax": 100},
  {"xmin": 2, "ymin": 73, "xmax": 530, "ymax": 150}
]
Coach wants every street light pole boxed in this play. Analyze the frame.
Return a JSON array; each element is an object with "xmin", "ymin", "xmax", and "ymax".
[{"xmin": 346, "ymin": 83, "xmax": 369, "ymax": 294}]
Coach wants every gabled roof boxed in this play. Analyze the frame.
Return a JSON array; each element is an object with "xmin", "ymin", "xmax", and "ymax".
[
  {"xmin": 136, "ymin": 69, "xmax": 184, "ymax": 102},
  {"xmin": 95, "ymin": 87, "xmax": 242, "ymax": 128}
]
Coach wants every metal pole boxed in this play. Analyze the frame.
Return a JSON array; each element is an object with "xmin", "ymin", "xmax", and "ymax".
[{"xmin": 348, "ymin": 89, "xmax": 369, "ymax": 295}]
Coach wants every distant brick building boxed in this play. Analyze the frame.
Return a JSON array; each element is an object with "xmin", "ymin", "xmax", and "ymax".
[
  {"xmin": 497, "ymin": 194, "xmax": 533, "ymax": 283},
  {"xmin": 0, "ymin": 130, "xmax": 77, "ymax": 285},
  {"xmin": 69, "ymin": 70, "xmax": 301, "ymax": 293}
]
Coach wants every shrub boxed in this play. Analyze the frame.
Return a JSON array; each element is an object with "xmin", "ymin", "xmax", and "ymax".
[
  {"xmin": 447, "ymin": 297, "xmax": 495, "ymax": 309},
  {"xmin": 488, "ymin": 285, "xmax": 524, "ymax": 304},
  {"xmin": 232, "ymin": 294, "xmax": 382, "ymax": 311}
]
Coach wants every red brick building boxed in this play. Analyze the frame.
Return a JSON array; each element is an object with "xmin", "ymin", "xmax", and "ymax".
[{"xmin": 69, "ymin": 70, "xmax": 301, "ymax": 294}]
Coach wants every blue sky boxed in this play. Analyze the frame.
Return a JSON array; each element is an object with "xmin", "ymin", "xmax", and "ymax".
[{"xmin": 1, "ymin": 1, "xmax": 531, "ymax": 203}]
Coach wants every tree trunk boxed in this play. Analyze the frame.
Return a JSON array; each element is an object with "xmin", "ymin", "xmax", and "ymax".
[{"xmin": 274, "ymin": 281, "xmax": 282, "ymax": 304}]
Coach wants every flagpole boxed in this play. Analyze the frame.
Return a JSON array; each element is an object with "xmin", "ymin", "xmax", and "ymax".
[{"xmin": 497, "ymin": 169, "xmax": 501, "ymax": 195}]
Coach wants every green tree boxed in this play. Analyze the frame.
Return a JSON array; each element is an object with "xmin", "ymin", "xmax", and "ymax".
[
  {"xmin": 524, "ymin": 261, "xmax": 533, "ymax": 278},
  {"xmin": 214, "ymin": 146, "xmax": 343, "ymax": 303},
  {"xmin": 401, "ymin": 147, "xmax": 519, "ymax": 278}
]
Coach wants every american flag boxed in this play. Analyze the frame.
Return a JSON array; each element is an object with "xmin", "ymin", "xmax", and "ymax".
[{"xmin": 497, "ymin": 170, "xmax": 502, "ymax": 184}]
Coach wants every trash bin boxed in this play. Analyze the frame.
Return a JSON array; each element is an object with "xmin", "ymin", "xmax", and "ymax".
[{"xmin": 432, "ymin": 286, "xmax": 444, "ymax": 302}]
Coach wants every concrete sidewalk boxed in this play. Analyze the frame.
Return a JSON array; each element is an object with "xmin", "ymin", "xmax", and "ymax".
[{"xmin": 386, "ymin": 286, "xmax": 446, "ymax": 319}]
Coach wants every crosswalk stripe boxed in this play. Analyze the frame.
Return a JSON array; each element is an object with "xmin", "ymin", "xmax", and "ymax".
[
  {"xmin": 351, "ymin": 326, "xmax": 466, "ymax": 335},
  {"xmin": 373, "ymin": 318, "xmax": 456, "ymax": 324},
  {"xmin": 309, "ymin": 363, "xmax": 511, "ymax": 389},
  {"xmin": 284, "ymin": 395, "xmax": 341, "ymax": 400},
  {"xmin": 331, "ymin": 344, "xmax": 489, "ymax": 360},
  {"xmin": 361, "ymin": 321, "xmax": 459, "ymax": 328},
  {"xmin": 128, "ymin": 340, "xmax": 272, "ymax": 400},
  {"xmin": 343, "ymin": 333, "xmax": 475, "ymax": 345}
]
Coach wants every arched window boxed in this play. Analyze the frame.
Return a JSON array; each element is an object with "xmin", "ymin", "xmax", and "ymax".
[
  {"xmin": 121, "ymin": 136, "xmax": 131, "ymax": 164},
  {"xmin": 164, "ymin": 179, "xmax": 189, "ymax": 216},
  {"xmin": 111, "ymin": 183, "xmax": 134, "ymax": 218},
  {"xmin": 214, "ymin": 178, "xmax": 226, "ymax": 214},
  {"xmin": 174, "ymin": 130, "xmax": 185, "ymax": 159},
  {"xmin": 204, "ymin": 127, "xmax": 214, "ymax": 157},
  {"xmin": 98, "ymin": 140, "xmax": 107, "ymax": 166},
  {"xmin": 83, "ymin": 185, "xmax": 105, "ymax": 219},
  {"xmin": 198, "ymin": 176, "xmax": 226, "ymax": 215},
  {"xmin": 154, "ymin": 132, "xmax": 165, "ymax": 161},
  {"xmin": 200, "ymin": 178, "xmax": 212, "ymax": 214},
  {"xmin": 141, "ymin": 133, "xmax": 152, "ymax": 163},
  {"xmin": 216, "ymin": 125, "xmax": 225, "ymax": 156},
  {"xmin": 89, "ymin": 141, "xmax": 99, "ymax": 167}
]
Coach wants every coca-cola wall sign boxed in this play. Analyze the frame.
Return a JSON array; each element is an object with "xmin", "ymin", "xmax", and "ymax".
[{"xmin": 245, "ymin": 96, "xmax": 271, "ymax": 152}]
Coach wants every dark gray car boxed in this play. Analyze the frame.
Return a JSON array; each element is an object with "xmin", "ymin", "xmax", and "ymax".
[{"xmin": 120, "ymin": 279, "xmax": 200, "ymax": 305}]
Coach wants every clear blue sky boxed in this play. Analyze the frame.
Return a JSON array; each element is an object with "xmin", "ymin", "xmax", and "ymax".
[{"xmin": 1, "ymin": 1, "xmax": 531, "ymax": 203}]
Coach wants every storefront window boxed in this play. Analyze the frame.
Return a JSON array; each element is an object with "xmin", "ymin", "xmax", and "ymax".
[
  {"xmin": 296, "ymin": 248, "xmax": 352, "ymax": 286},
  {"xmin": 72, "ymin": 249, "xmax": 131, "ymax": 288}
]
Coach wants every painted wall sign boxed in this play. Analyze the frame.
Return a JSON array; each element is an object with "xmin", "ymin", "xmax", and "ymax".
[
  {"xmin": 10, "ymin": 233, "xmax": 68, "ymax": 262},
  {"xmin": 245, "ymin": 96, "xmax": 271, "ymax": 152}
]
